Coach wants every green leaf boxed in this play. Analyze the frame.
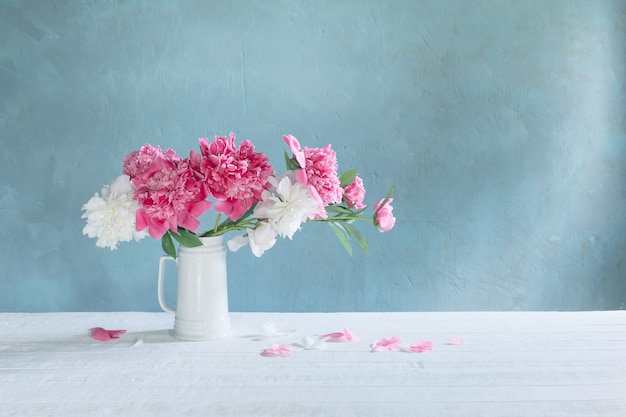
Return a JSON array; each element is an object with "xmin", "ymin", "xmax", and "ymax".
[
  {"xmin": 342, "ymin": 222, "xmax": 369, "ymax": 254},
  {"xmin": 284, "ymin": 150, "xmax": 299, "ymax": 170},
  {"xmin": 328, "ymin": 222, "xmax": 353, "ymax": 256},
  {"xmin": 161, "ymin": 232, "xmax": 177, "ymax": 259},
  {"xmin": 325, "ymin": 205, "xmax": 354, "ymax": 214},
  {"xmin": 206, "ymin": 204, "xmax": 257, "ymax": 236},
  {"xmin": 339, "ymin": 168, "xmax": 359, "ymax": 188},
  {"xmin": 171, "ymin": 227, "xmax": 203, "ymax": 248}
]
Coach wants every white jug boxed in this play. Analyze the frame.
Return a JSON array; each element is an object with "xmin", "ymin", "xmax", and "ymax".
[{"xmin": 157, "ymin": 235, "xmax": 231, "ymax": 340}]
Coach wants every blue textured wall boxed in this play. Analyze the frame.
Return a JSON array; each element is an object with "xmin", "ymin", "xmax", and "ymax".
[{"xmin": 1, "ymin": 0, "xmax": 625, "ymax": 312}]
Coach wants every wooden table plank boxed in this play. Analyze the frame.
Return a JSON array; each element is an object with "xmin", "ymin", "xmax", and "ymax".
[{"xmin": 1, "ymin": 311, "xmax": 625, "ymax": 417}]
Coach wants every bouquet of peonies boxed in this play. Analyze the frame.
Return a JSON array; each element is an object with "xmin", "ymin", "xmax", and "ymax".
[{"xmin": 81, "ymin": 133, "xmax": 395, "ymax": 258}]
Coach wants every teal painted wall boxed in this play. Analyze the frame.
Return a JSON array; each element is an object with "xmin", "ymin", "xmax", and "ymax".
[{"xmin": 1, "ymin": 0, "xmax": 625, "ymax": 312}]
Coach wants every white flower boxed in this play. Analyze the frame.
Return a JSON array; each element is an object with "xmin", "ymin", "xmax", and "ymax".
[
  {"xmin": 227, "ymin": 235, "xmax": 249, "ymax": 252},
  {"xmin": 103, "ymin": 174, "xmax": 135, "ymax": 197},
  {"xmin": 227, "ymin": 221, "xmax": 277, "ymax": 257},
  {"xmin": 253, "ymin": 173, "xmax": 319, "ymax": 239},
  {"xmin": 81, "ymin": 175, "xmax": 147, "ymax": 250},
  {"xmin": 248, "ymin": 221, "xmax": 277, "ymax": 257}
]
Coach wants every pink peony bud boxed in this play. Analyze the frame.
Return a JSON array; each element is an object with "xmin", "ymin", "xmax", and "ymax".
[
  {"xmin": 373, "ymin": 198, "xmax": 396, "ymax": 232},
  {"xmin": 343, "ymin": 176, "xmax": 367, "ymax": 209}
]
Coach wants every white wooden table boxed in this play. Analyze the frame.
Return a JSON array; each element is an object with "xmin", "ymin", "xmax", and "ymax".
[{"xmin": 1, "ymin": 311, "xmax": 625, "ymax": 417}]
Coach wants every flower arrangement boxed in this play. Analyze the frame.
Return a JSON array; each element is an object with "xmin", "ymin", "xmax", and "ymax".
[{"xmin": 82, "ymin": 133, "xmax": 395, "ymax": 258}]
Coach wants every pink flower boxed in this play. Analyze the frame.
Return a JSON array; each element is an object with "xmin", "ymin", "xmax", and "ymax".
[
  {"xmin": 373, "ymin": 198, "xmax": 396, "ymax": 232},
  {"xmin": 371, "ymin": 335, "xmax": 400, "ymax": 352},
  {"xmin": 284, "ymin": 134, "xmax": 305, "ymax": 168},
  {"xmin": 283, "ymin": 135, "xmax": 343, "ymax": 215},
  {"xmin": 195, "ymin": 133, "xmax": 274, "ymax": 221},
  {"xmin": 404, "ymin": 340, "xmax": 434, "ymax": 353},
  {"xmin": 123, "ymin": 144, "xmax": 179, "ymax": 180},
  {"xmin": 343, "ymin": 176, "xmax": 366, "ymax": 209},
  {"xmin": 261, "ymin": 344, "xmax": 292, "ymax": 357},
  {"xmin": 133, "ymin": 155, "xmax": 212, "ymax": 239},
  {"xmin": 89, "ymin": 327, "xmax": 126, "ymax": 341},
  {"xmin": 320, "ymin": 326, "xmax": 359, "ymax": 342}
]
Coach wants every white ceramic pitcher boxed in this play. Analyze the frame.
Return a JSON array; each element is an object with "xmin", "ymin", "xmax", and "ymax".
[{"xmin": 157, "ymin": 235, "xmax": 231, "ymax": 340}]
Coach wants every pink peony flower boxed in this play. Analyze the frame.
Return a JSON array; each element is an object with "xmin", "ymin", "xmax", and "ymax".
[
  {"xmin": 83, "ymin": 133, "xmax": 396, "ymax": 257},
  {"xmin": 195, "ymin": 133, "xmax": 274, "ymax": 221},
  {"xmin": 373, "ymin": 198, "xmax": 396, "ymax": 232},
  {"xmin": 343, "ymin": 176, "xmax": 366, "ymax": 209},
  {"xmin": 283, "ymin": 135, "xmax": 342, "ymax": 214},
  {"xmin": 133, "ymin": 155, "xmax": 212, "ymax": 239},
  {"xmin": 302, "ymin": 145, "xmax": 343, "ymax": 206},
  {"xmin": 123, "ymin": 144, "xmax": 179, "ymax": 180}
]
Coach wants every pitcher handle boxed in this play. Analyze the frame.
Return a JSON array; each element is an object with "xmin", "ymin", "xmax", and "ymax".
[{"xmin": 157, "ymin": 256, "xmax": 176, "ymax": 314}]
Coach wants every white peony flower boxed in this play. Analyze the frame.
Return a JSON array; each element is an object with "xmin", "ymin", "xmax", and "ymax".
[
  {"xmin": 227, "ymin": 235, "xmax": 249, "ymax": 252},
  {"xmin": 81, "ymin": 175, "xmax": 147, "ymax": 250},
  {"xmin": 227, "ymin": 221, "xmax": 277, "ymax": 257},
  {"xmin": 104, "ymin": 174, "xmax": 135, "ymax": 197},
  {"xmin": 247, "ymin": 221, "xmax": 277, "ymax": 257},
  {"xmin": 253, "ymin": 173, "xmax": 319, "ymax": 239}
]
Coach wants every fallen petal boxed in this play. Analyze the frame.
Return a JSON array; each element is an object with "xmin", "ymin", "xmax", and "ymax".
[
  {"xmin": 89, "ymin": 327, "xmax": 110, "ymax": 341},
  {"xmin": 107, "ymin": 329, "xmax": 126, "ymax": 339},
  {"xmin": 341, "ymin": 327, "xmax": 359, "ymax": 342},
  {"xmin": 447, "ymin": 336, "xmax": 464, "ymax": 345},
  {"xmin": 89, "ymin": 327, "xmax": 126, "ymax": 342},
  {"xmin": 319, "ymin": 327, "xmax": 359, "ymax": 342},
  {"xmin": 319, "ymin": 331, "xmax": 344, "ymax": 339},
  {"xmin": 294, "ymin": 336, "xmax": 326, "ymax": 350},
  {"xmin": 405, "ymin": 340, "xmax": 434, "ymax": 353},
  {"xmin": 262, "ymin": 322, "xmax": 295, "ymax": 338},
  {"xmin": 261, "ymin": 344, "xmax": 292, "ymax": 357},
  {"xmin": 371, "ymin": 335, "xmax": 400, "ymax": 352}
]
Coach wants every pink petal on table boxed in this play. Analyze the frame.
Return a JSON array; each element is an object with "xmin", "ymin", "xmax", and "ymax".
[
  {"xmin": 261, "ymin": 344, "xmax": 292, "ymax": 357},
  {"xmin": 319, "ymin": 327, "xmax": 359, "ymax": 342},
  {"xmin": 89, "ymin": 327, "xmax": 126, "ymax": 341},
  {"xmin": 406, "ymin": 340, "xmax": 434, "ymax": 353},
  {"xmin": 319, "ymin": 331, "xmax": 344, "ymax": 339},
  {"xmin": 446, "ymin": 336, "xmax": 464, "ymax": 345},
  {"xmin": 371, "ymin": 335, "xmax": 400, "ymax": 352}
]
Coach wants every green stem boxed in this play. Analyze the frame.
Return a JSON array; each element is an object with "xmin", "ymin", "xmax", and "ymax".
[
  {"xmin": 312, "ymin": 214, "xmax": 374, "ymax": 223},
  {"xmin": 202, "ymin": 217, "xmax": 258, "ymax": 236},
  {"xmin": 215, "ymin": 220, "xmax": 257, "ymax": 235},
  {"xmin": 213, "ymin": 213, "xmax": 222, "ymax": 234}
]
